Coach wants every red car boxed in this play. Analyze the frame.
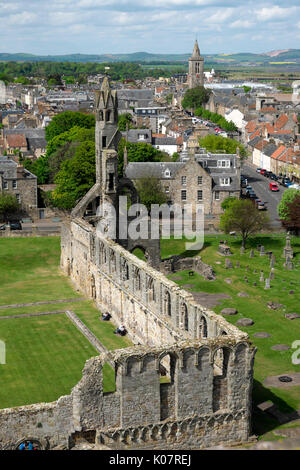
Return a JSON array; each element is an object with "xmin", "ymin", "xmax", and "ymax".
[
  {"xmin": 269, "ymin": 182, "xmax": 279, "ymax": 191},
  {"xmin": 260, "ymin": 169, "xmax": 267, "ymax": 175}
]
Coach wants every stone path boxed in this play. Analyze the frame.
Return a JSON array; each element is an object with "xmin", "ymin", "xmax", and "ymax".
[
  {"xmin": 190, "ymin": 291, "xmax": 231, "ymax": 309},
  {"xmin": 0, "ymin": 310, "xmax": 66, "ymax": 320},
  {"xmin": 0, "ymin": 298, "xmax": 86, "ymax": 310},
  {"xmin": 65, "ymin": 311, "xmax": 110, "ymax": 361}
]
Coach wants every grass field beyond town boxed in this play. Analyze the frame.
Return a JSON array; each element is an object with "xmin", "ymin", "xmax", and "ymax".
[{"xmin": 0, "ymin": 237, "xmax": 131, "ymax": 409}]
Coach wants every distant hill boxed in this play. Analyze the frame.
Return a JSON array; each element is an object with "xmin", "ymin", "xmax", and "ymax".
[{"xmin": 0, "ymin": 49, "xmax": 300, "ymax": 66}]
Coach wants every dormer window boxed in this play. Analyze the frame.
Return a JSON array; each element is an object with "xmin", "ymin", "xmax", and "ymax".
[
  {"xmin": 220, "ymin": 177, "xmax": 230, "ymax": 186},
  {"xmin": 164, "ymin": 169, "xmax": 171, "ymax": 178},
  {"xmin": 217, "ymin": 160, "xmax": 230, "ymax": 168}
]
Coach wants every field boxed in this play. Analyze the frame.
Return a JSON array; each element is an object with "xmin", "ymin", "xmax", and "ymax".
[
  {"xmin": 161, "ymin": 234, "xmax": 300, "ymax": 440},
  {"xmin": 0, "ymin": 237, "xmax": 131, "ymax": 409},
  {"xmin": 1, "ymin": 234, "xmax": 300, "ymax": 442}
]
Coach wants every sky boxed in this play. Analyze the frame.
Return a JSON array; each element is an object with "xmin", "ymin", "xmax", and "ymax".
[{"xmin": 0, "ymin": 0, "xmax": 299, "ymax": 56}]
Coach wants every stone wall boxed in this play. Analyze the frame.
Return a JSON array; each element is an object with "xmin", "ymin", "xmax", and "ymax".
[
  {"xmin": 61, "ymin": 218, "xmax": 245, "ymax": 348},
  {"xmin": 0, "ymin": 341, "xmax": 255, "ymax": 450}
]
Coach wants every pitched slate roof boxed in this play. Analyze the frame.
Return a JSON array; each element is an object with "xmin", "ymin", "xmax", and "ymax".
[{"xmin": 125, "ymin": 162, "xmax": 185, "ymax": 179}]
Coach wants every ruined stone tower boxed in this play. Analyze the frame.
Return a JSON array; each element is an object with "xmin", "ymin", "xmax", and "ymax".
[{"xmin": 188, "ymin": 40, "xmax": 204, "ymax": 89}]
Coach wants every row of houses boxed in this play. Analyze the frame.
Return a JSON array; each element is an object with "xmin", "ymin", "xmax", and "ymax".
[{"xmin": 245, "ymin": 113, "xmax": 300, "ymax": 181}]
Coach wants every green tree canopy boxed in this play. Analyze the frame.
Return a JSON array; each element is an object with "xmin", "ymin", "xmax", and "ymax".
[
  {"xmin": 118, "ymin": 138, "xmax": 166, "ymax": 175},
  {"xmin": 135, "ymin": 176, "xmax": 167, "ymax": 212},
  {"xmin": 198, "ymin": 134, "xmax": 247, "ymax": 159},
  {"xmin": 278, "ymin": 188, "xmax": 300, "ymax": 220},
  {"xmin": 221, "ymin": 196, "xmax": 238, "ymax": 211},
  {"xmin": 45, "ymin": 111, "xmax": 95, "ymax": 142},
  {"xmin": 194, "ymin": 107, "xmax": 238, "ymax": 132},
  {"xmin": 118, "ymin": 113, "xmax": 135, "ymax": 131},
  {"xmin": 46, "ymin": 125, "xmax": 95, "ymax": 158},
  {"xmin": 182, "ymin": 86, "xmax": 211, "ymax": 110},
  {"xmin": 50, "ymin": 140, "xmax": 95, "ymax": 210},
  {"xmin": 23, "ymin": 155, "xmax": 50, "ymax": 185},
  {"xmin": 219, "ymin": 199, "xmax": 270, "ymax": 247},
  {"xmin": 0, "ymin": 194, "xmax": 21, "ymax": 222}
]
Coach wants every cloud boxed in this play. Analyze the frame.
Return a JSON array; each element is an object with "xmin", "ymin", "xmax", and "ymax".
[{"xmin": 0, "ymin": 0, "xmax": 297, "ymax": 55}]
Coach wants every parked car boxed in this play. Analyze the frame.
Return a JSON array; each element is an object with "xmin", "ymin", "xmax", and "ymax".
[
  {"xmin": 269, "ymin": 183, "xmax": 279, "ymax": 191},
  {"xmin": 256, "ymin": 168, "xmax": 262, "ymax": 173},
  {"xmin": 0, "ymin": 221, "xmax": 22, "ymax": 230},
  {"xmin": 257, "ymin": 202, "xmax": 266, "ymax": 210},
  {"xmin": 249, "ymin": 192, "xmax": 257, "ymax": 199},
  {"xmin": 270, "ymin": 173, "xmax": 278, "ymax": 181},
  {"xmin": 260, "ymin": 169, "xmax": 267, "ymax": 175},
  {"xmin": 264, "ymin": 171, "xmax": 272, "ymax": 178}
]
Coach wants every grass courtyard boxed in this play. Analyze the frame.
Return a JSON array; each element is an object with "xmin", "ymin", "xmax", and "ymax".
[
  {"xmin": 161, "ymin": 234, "xmax": 300, "ymax": 440},
  {"xmin": 1, "ymin": 234, "xmax": 300, "ymax": 442},
  {"xmin": 0, "ymin": 237, "xmax": 131, "ymax": 409}
]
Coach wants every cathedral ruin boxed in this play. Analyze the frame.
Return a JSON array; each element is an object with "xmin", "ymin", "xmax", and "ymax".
[{"xmin": 0, "ymin": 76, "xmax": 256, "ymax": 451}]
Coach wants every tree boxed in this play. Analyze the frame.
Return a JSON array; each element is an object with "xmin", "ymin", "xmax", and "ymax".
[
  {"xmin": 23, "ymin": 155, "xmax": 50, "ymax": 184},
  {"xmin": 182, "ymin": 86, "xmax": 211, "ymax": 110},
  {"xmin": 221, "ymin": 196, "xmax": 238, "ymax": 211},
  {"xmin": 278, "ymin": 191, "xmax": 300, "ymax": 235},
  {"xmin": 118, "ymin": 138, "xmax": 166, "ymax": 175},
  {"xmin": 50, "ymin": 140, "xmax": 95, "ymax": 210},
  {"xmin": 46, "ymin": 125, "xmax": 95, "ymax": 158},
  {"xmin": 135, "ymin": 176, "xmax": 167, "ymax": 212},
  {"xmin": 198, "ymin": 134, "xmax": 247, "ymax": 160},
  {"xmin": 0, "ymin": 194, "xmax": 21, "ymax": 222},
  {"xmin": 219, "ymin": 199, "xmax": 270, "ymax": 248},
  {"xmin": 45, "ymin": 111, "xmax": 95, "ymax": 142},
  {"xmin": 118, "ymin": 113, "xmax": 135, "ymax": 131},
  {"xmin": 278, "ymin": 188, "xmax": 300, "ymax": 221}
]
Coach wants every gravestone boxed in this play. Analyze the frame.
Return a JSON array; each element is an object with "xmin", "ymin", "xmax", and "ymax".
[
  {"xmin": 249, "ymin": 249, "xmax": 254, "ymax": 258},
  {"xmin": 237, "ymin": 292, "xmax": 249, "ymax": 297},
  {"xmin": 270, "ymin": 257, "xmax": 275, "ymax": 268},
  {"xmin": 218, "ymin": 243, "xmax": 232, "ymax": 256},
  {"xmin": 270, "ymin": 270, "xmax": 275, "ymax": 280},
  {"xmin": 253, "ymin": 332, "xmax": 271, "ymax": 338},
  {"xmin": 259, "ymin": 271, "xmax": 264, "ymax": 282},
  {"xmin": 221, "ymin": 308, "xmax": 238, "ymax": 316},
  {"xmin": 225, "ymin": 258, "xmax": 233, "ymax": 269},
  {"xmin": 260, "ymin": 246, "xmax": 265, "ymax": 256},
  {"xmin": 283, "ymin": 232, "xmax": 293, "ymax": 259},
  {"xmin": 253, "ymin": 282, "xmax": 257, "ymax": 286},
  {"xmin": 240, "ymin": 246, "xmax": 245, "ymax": 255},
  {"xmin": 285, "ymin": 313, "xmax": 300, "ymax": 320},
  {"xmin": 265, "ymin": 278, "xmax": 271, "ymax": 289},
  {"xmin": 271, "ymin": 344, "xmax": 290, "ymax": 351},
  {"xmin": 236, "ymin": 318, "xmax": 254, "ymax": 327}
]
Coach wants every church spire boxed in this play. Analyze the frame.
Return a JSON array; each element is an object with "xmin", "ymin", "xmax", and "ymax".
[{"xmin": 192, "ymin": 39, "xmax": 201, "ymax": 58}]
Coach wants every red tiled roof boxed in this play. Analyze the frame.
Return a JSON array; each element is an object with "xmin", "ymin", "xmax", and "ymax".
[
  {"xmin": 260, "ymin": 107, "xmax": 276, "ymax": 112},
  {"xmin": 245, "ymin": 120, "xmax": 257, "ymax": 132},
  {"xmin": 271, "ymin": 145, "xmax": 286, "ymax": 160},
  {"xmin": 254, "ymin": 139, "xmax": 269, "ymax": 151},
  {"xmin": 249, "ymin": 129, "xmax": 261, "ymax": 140},
  {"xmin": 6, "ymin": 134, "xmax": 27, "ymax": 148},
  {"xmin": 274, "ymin": 114, "xmax": 289, "ymax": 130}
]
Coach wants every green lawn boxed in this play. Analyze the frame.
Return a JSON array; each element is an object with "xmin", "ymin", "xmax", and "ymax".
[
  {"xmin": 0, "ymin": 237, "xmax": 131, "ymax": 409},
  {"xmin": 162, "ymin": 234, "xmax": 300, "ymax": 437}
]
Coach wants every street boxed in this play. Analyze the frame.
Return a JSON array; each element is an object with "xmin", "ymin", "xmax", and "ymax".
[{"xmin": 241, "ymin": 162, "xmax": 286, "ymax": 229}]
